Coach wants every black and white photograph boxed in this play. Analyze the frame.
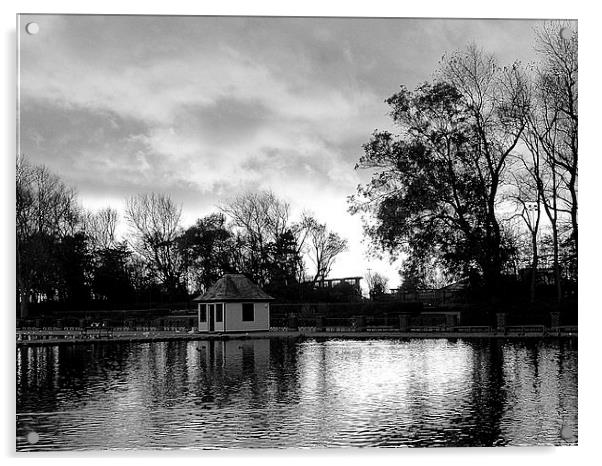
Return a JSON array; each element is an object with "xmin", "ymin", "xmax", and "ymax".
[{"xmin": 14, "ymin": 9, "xmax": 580, "ymax": 453}]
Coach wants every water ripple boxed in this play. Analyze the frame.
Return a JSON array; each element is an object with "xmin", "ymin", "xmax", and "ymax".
[{"xmin": 16, "ymin": 338, "xmax": 577, "ymax": 450}]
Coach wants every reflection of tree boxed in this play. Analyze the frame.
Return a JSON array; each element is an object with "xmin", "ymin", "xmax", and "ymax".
[
  {"xmin": 464, "ymin": 340, "xmax": 506, "ymax": 446},
  {"xmin": 267, "ymin": 339, "xmax": 301, "ymax": 403},
  {"xmin": 17, "ymin": 339, "xmax": 578, "ymax": 449},
  {"xmin": 497, "ymin": 341, "xmax": 577, "ymax": 445}
]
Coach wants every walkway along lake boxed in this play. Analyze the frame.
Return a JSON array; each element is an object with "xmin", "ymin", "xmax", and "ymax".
[{"xmin": 16, "ymin": 337, "xmax": 578, "ymax": 450}]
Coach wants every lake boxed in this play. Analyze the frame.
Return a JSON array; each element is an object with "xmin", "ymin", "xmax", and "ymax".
[{"xmin": 16, "ymin": 337, "xmax": 578, "ymax": 450}]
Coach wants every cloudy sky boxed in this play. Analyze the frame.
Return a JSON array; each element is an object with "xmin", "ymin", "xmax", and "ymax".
[{"xmin": 18, "ymin": 15, "xmax": 549, "ymax": 288}]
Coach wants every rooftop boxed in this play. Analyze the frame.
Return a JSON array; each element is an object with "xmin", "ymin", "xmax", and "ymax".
[{"xmin": 193, "ymin": 274, "xmax": 274, "ymax": 303}]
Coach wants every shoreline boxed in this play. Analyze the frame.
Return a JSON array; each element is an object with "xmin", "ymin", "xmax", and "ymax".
[{"xmin": 16, "ymin": 329, "xmax": 577, "ymax": 347}]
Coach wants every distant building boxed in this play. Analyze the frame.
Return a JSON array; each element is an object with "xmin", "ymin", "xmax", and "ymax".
[
  {"xmin": 390, "ymin": 277, "xmax": 469, "ymax": 305},
  {"xmin": 193, "ymin": 274, "xmax": 274, "ymax": 333},
  {"xmin": 310, "ymin": 276, "xmax": 362, "ymax": 292}
]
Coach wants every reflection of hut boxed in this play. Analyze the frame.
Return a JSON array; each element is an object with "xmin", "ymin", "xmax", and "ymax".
[
  {"xmin": 195, "ymin": 339, "xmax": 271, "ymax": 376},
  {"xmin": 193, "ymin": 274, "xmax": 274, "ymax": 333}
]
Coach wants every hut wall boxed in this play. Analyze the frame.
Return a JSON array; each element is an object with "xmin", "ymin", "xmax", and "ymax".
[{"xmin": 225, "ymin": 302, "xmax": 270, "ymax": 332}]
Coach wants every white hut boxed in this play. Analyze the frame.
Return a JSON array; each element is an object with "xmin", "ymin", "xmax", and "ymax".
[{"xmin": 193, "ymin": 274, "xmax": 274, "ymax": 333}]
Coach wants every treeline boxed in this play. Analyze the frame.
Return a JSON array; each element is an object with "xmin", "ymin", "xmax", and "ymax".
[
  {"xmin": 16, "ymin": 157, "xmax": 348, "ymax": 318},
  {"xmin": 350, "ymin": 22, "xmax": 577, "ymax": 304}
]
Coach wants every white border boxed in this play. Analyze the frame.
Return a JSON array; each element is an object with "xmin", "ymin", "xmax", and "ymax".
[{"xmin": 2, "ymin": 1, "xmax": 599, "ymax": 465}]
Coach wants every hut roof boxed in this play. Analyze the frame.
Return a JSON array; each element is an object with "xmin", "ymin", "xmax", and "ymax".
[{"xmin": 193, "ymin": 274, "xmax": 275, "ymax": 302}]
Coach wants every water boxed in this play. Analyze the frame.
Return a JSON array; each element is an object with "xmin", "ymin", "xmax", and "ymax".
[{"xmin": 16, "ymin": 338, "xmax": 578, "ymax": 450}]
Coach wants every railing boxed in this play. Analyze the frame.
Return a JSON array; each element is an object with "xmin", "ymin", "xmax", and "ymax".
[
  {"xmin": 505, "ymin": 325, "xmax": 546, "ymax": 335},
  {"xmin": 366, "ymin": 326, "xmax": 397, "ymax": 332},
  {"xmin": 454, "ymin": 326, "xmax": 493, "ymax": 333},
  {"xmin": 80, "ymin": 327, "xmax": 114, "ymax": 339},
  {"xmin": 393, "ymin": 289, "xmax": 469, "ymax": 305},
  {"xmin": 410, "ymin": 326, "xmax": 446, "ymax": 332},
  {"xmin": 549, "ymin": 325, "xmax": 578, "ymax": 336}
]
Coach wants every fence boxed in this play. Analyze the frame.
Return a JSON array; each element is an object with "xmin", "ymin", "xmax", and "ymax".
[
  {"xmin": 16, "ymin": 304, "xmax": 576, "ymax": 337},
  {"xmin": 394, "ymin": 289, "xmax": 469, "ymax": 305},
  {"xmin": 16, "ymin": 315, "xmax": 197, "ymax": 332}
]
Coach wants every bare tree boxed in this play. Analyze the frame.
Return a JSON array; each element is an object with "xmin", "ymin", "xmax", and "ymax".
[
  {"xmin": 84, "ymin": 207, "xmax": 119, "ymax": 251},
  {"xmin": 125, "ymin": 193, "xmax": 183, "ymax": 296},
  {"xmin": 508, "ymin": 168, "xmax": 542, "ymax": 303},
  {"xmin": 521, "ymin": 115, "xmax": 564, "ymax": 302},
  {"xmin": 16, "ymin": 155, "xmax": 81, "ymax": 317},
  {"xmin": 365, "ymin": 271, "xmax": 389, "ymax": 298},
  {"xmin": 517, "ymin": 21, "xmax": 578, "ymax": 302},
  {"xmin": 535, "ymin": 21, "xmax": 578, "ymax": 254},
  {"xmin": 220, "ymin": 190, "xmax": 292, "ymax": 285},
  {"xmin": 439, "ymin": 44, "xmax": 530, "ymax": 296},
  {"xmin": 305, "ymin": 218, "xmax": 348, "ymax": 282},
  {"xmin": 222, "ymin": 190, "xmax": 291, "ymax": 240}
]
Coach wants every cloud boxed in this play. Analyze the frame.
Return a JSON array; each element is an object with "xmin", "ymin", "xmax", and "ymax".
[{"xmin": 18, "ymin": 15, "xmax": 550, "ymax": 285}]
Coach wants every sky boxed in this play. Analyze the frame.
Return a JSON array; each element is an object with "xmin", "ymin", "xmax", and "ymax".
[{"xmin": 18, "ymin": 15, "xmax": 550, "ymax": 290}]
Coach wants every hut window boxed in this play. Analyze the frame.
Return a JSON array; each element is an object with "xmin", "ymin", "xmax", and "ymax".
[
  {"xmin": 199, "ymin": 304, "xmax": 207, "ymax": 323},
  {"xmin": 242, "ymin": 303, "xmax": 254, "ymax": 321},
  {"xmin": 215, "ymin": 303, "xmax": 223, "ymax": 322}
]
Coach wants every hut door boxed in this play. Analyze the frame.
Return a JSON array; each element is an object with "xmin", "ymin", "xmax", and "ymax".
[{"xmin": 208, "ymin": 304, "xmax": 215, "ymax": 332}]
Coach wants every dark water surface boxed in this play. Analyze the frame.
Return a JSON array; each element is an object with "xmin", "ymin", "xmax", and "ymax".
[{"xmin": 16, "ymin": 338, "xmax": 578, "ymax": 450}]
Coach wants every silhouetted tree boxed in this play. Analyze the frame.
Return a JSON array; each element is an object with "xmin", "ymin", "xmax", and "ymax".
[
  {"xmin": 508, "ymin": 168, "xmax": 542, "ymax": 303},
  {"xmin": 125, "ymin": 193, "xmax": 184, "ymax": 299},
  {"xmin": 176, "ymin": 213, "xmax": 236, "ymax": 294},
  {"xmin": 92, "ymin": 241, "xmax": 136, "ymax": 303},
  {"xmin": 365, "ymin": 271, "xmax": 389, "ymax": 299},
  {"xmin": 519, "ymin": 21, "xmax": 578, "ymax": 302},
  {"xmin": 305, "ymin": 218, "xmax": 348, "ymax": 282},
  {"xmin": 84, "ymin": 207, "xmax": 118, "ymax": 250},
  {"xmin": 350, "ymin": 45, "xmax": 529, "ymax": 300},
  {"xmin": 16, "ymin": 155, "xmax": 81, "ymax": 317},
  {"xmin": 221, "ymin": 190, "xmax": 293, "ymax": 286}
]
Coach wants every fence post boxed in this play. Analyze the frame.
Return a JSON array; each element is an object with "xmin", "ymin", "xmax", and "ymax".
[
  {"xmin": 288, "ymin": 314, "xmax": 298, "ymax": 331},
  {"xmin": 314, "ymin": 315, "xmax": 324, "ymax": 332},
  {"xmin": 356, "ymin": 315, "xmax": 366, "ymax": 332},
  {"xmin": 496, "ymin": 312, "xmax": 508, "ymax": 333},
  {"xmin": 550, "ymin": 311, "xmax": 561, "ymax": 329},
  {"xmin": 445, "ymin": 314, "xmax": 457, "ymax": 330},
  {"xmin": 399, "ymin": 314, "xmax": 410, "ymax": 332}
]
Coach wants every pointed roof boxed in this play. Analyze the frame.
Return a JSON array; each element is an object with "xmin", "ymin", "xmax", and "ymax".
[{"xmin": 193, "ymin": 274, "xmax": 275, "ymax": 302}]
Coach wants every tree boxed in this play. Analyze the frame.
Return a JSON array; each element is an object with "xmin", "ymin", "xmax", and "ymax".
[
  {"xmin": 84, "ymin": 207, "xmax": 118, "ymax": 251},
  {"xmin": 438, "ymin": 45, "xmax": 529, "ymax": 295},
  {"xmin": 125, "ymin": 193, "xmax": 184, "ymax": 298},
  {"xmin": 305, "ymin": 218, "xmax": 348, "ymax": 282},
  {"xmin": 519, "ymin": 21, "xmax": 577, "ymax": 302},
  {"xmin": 91, "ymin": 241, "xmax": 136, "ymax": 303},
  {"xmin": 263, "ymin": 229, "xmax": 305, "ymax": 297},
  {"xmin": 535, "ymin": 22, "xmax": 577, "ymax": 254},
  {"xmin": 16, "ymin": 155, "xmax": 81, "ymax": 317},
  {"xmin": 176, "ymin": 213, "xmax": 236, "ymax": 294},
  {"xmin": 350, "ymin": 46, "xmax": 529, "ymax": 300},
  {"xmin": 221, "ymin": 190, "xmax": 294, "ymax": 286},
  {"xmin": 365, "ymin": 271, "xmax": 389, "ymax": 298},
  {"xmin": 508, "ymin": 167, "xmax": 542, "ymax": 303}
]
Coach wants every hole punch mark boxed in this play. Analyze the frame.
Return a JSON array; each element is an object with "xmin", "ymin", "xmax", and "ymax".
[{"xmin": 26, "ymin": 22, "xmax": 39, "ymax": 35}]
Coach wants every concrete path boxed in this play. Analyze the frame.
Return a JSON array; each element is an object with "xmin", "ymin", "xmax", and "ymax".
[{"xmin": 16, "ymin": 328, "xmax": 577, "ymax": 346}]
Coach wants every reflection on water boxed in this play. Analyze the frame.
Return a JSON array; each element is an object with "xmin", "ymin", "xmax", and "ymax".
[{"xmin": 16, "ymin": 338, "xmax": 577, "ymax": 450}]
